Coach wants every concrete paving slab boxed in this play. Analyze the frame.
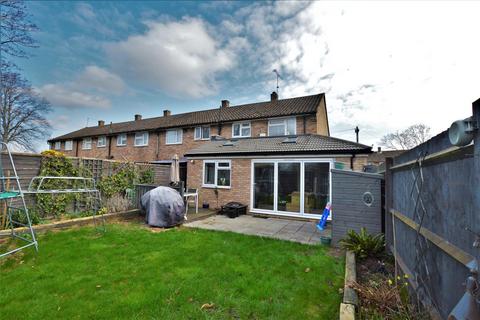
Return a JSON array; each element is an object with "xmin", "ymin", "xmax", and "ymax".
[{"xmin": 185, "ymin": 214, "xmax": 331, "ymax": 245}]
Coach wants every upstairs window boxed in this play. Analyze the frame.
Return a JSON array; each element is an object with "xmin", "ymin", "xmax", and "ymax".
[
  {"xmin": 232, "ymin": 122, "xmax": 251, "ymax": 138},
  {"xmin": 194, "ymin": 126, "xmax": 210, "ymax": 140},
  {"xmin": 203, "ymin": 160, "xmax": 231, "ymax": 188},
  {"xmin": 54, "ymin": 141, "xmax": 61, "ymax": 150},
  {"xmin": 134, "ymin": 132, "xmax": 149, "ymax": 146},
  {"xmin": 82, "ymin": 138, "xmax": 92, "ymax": 150},
  {"xmin": 97, "ymin": 136, "xmax": 106, "ymax": 148},
  {"xmin": 65, "ymin": 140, "xmax": 73, "ymax": 151},
  {"xmin": 166, "ymin": 129, "xmax": 183, "ymax": 144},
  {"xmin": 117, "ymin": 133, "xmax": 127, "ymax": 146},
  {"xmin": 268, "ymin": 117, "xmax": 296, "ymax": 136}
]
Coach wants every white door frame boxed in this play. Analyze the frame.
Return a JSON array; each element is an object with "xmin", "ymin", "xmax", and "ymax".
[{"xmin": 250, "ymin": 158, "xmax": 333, "ymax": 219}]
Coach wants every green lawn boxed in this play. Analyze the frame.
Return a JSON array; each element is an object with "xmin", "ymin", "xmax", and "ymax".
[{"xmin": 0, "ymin": 223, "xmax": 344, "ymax": 319}]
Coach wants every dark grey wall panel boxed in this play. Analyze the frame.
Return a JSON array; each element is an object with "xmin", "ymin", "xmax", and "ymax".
[{"xmin": 331, "ymin": 169, "xmax": 383, "ymax": 246}]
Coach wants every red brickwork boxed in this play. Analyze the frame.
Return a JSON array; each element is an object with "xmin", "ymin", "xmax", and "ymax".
[
  {"xmin": 52, "ymin": 115, "xmax": 319, "ymax": 162},
  {"xmin": 187, "ymin": 158, "xmax": 252, "ymax": 210}
]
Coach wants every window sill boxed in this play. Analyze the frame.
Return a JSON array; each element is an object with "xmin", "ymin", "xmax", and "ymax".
[
  {"xmin": 134, "ymin": 144, "xmax": 148, "ymax": 147},
  {"xmin": 82, "ymin": 148, "xmax": 91, "ymax": 150},
  {"xmin": 166, "ymin": 142, "xmax": 182, "ymax": 145},
  {"xmin": 116, "ymin": 144, "xmax": 127, "ymax": 147},
  {"xmin": 231, "ymin": 136, "xmax": 251, "ymax": 139},
  {"xmin": 202, "ymin": 185, "xmax": 231, "ymax": 189},
  {"xmin": 97, "ymin": 146, "xmax": 106, "ymax": 148}
]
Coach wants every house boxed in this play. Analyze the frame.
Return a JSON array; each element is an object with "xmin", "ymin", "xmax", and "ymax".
[
  {"xmin": 363, "ymin": 147, "xmax": 405, "ymax": 172},
  {"xmin": 49, "ymin": 91, "xmax": 372, "ymax": 218},
  {"xmin": 184, "ymin": 134, "xmax": 371, "ymax": 219},
  {"xmin": 48, "ymin": 92, "xmax": 329, "ymax": 162}
]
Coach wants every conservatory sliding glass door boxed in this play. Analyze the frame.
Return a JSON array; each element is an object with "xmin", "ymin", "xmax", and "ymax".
[{"xmin": 252, "ymin": 160, "xmax": 331, "ymax": 217}]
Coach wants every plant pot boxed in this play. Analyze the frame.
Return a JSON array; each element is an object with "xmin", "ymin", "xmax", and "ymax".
[
  {"xmin": 320, "ymin": 236, "xmax": 332, "ymax": 246},
  {"xmin": 202, "ymin": 203, "xmax": 209, "ymax": 209}
]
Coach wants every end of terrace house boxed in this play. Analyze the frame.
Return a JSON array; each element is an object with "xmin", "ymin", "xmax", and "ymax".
[{"xmin": 48, "ymin": 91, "xmax": 372, "ymax": 219}]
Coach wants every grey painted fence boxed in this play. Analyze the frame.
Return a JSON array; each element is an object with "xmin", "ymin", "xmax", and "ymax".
[
  {"xmin": 384, "ymin": 99, "xmax": 480, "ymax": 319},
  {"xmin": 331, "ymin": 169, "xmax": 383, "ymax": 246}
]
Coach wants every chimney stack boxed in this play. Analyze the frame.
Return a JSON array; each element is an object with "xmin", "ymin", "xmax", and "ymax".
[
  {"xmin": 163, "ymin": 110, "xmax": 171, "ymax": 117},
  {"xmin": 377, "ymin": 147, "xmax": 382, "ymax": 153},
  {"xmin": 98, "ymin": 120, "xmax": 105, "ymax": 127},
  {"xmin": 134, "ymin": 114, "xmax": 142, "ymax": 121},
  {"xmin": 271, "ymin": 91, "xmax": 278, "ymax": 101},
  {"xmin": 221, "ymin": 100, "xmax": 230, "ymax": 108}
]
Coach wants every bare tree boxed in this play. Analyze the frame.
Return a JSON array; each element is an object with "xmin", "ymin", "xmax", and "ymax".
[
  {"xmin": 0, "ymin": 0, "xmax": 38, "ymax": 59},
  {"xmin": 1, "ymin": 65, "xmax": 52, "ymax": 151},
  {"xmin": 379, "ymin": 124, "xmax": 431, "ymax": 150}
]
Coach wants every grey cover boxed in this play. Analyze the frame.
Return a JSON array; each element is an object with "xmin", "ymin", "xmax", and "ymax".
[{"xmin": 141, "ymin": 186, "xmax": 185, "ymax": 227}]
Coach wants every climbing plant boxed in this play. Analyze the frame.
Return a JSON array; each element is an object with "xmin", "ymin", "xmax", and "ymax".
[
  {"xmin": 36, "ymin": 150, "xmax": 83, "ymax": 218},
  {"xmin": 97, "ymin": 163, "xmax": 138, "ymax": 198}
]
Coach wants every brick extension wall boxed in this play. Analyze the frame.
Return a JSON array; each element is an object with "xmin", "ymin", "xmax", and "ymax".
[
  {"xmin": 187, "ymin": 158, "xmax": 251, "ymax": 210},
  {"xmin": 53, "ymin": 115, "xmax": 319, "ymax": 162}
]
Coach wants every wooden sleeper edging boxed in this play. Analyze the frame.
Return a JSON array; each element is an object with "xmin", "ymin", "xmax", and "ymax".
[{"xmin": 340, "ymin": 250, "xmax": 358, "ymax": 320}]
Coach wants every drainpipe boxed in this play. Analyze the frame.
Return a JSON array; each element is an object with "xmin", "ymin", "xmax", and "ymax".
[
  {"xmin": 107, "ymin": 136, "xmax": 112, "ymax": 159},
  {"xmin": 303, "ymin": 116, "xmax": 306, "ymax": 134},
  {"xmin": 350, "ymin": 154, "xmax": 355, "ymax": 170},
  {"xmin": 156, "ymin": 131, "xmax": 160, "ymax": 160},
  {"xmin": 75, "ymin": 139, "xmax": 79, "ymax": 157}
]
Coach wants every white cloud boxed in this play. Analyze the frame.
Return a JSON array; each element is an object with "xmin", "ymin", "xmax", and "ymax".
[
  {"xmin": 105, "ymin": 17, "xmax": 234, "ymax": 98},
  {"xmin": 38, "ymin": 83, "xmax": 111, "ymax": 109},
  {"xmin": 222, "ymin": 1, "xmax": 480, "ymax": 147},
  {"xmin": 76, "ymin": 65, "xmax": 125, "ymax": 95},
  {"xmin": 38, "ymin": 65, "xmax": 125, "ymax": 109}
]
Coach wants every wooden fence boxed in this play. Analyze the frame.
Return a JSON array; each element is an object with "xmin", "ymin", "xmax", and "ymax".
[{"xmin": 384, "ymin": 99, "xmax": 479, "ymax": 318}]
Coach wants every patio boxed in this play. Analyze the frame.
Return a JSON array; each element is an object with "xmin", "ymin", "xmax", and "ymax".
[{"xmin": 185, "ymin": 214, "xmax": 331, "ymax": 245}]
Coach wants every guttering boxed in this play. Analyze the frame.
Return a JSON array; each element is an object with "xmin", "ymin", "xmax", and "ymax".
[{"xmin": 185, "ymin": 148, "xmax": 372, "ymax": 159}]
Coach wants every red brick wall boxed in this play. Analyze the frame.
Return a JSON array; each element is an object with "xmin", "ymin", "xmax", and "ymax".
[
  {"xmin": 334, "ymin": 156, "xmax": 368, "ymax": 172},
  {"xmin": 52, "ymin": 115, "xmax": 321, "ymax": 162},
  {"xmin": 187, "ymin": 158, "xmax": 251, "ymax": 210}
]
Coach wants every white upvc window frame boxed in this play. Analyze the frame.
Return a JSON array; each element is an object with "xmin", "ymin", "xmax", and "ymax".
[
  {"xmin": 134, "ymin": 132, "xmax": 149, "ymax": 147},
  {"xmin": 65, "ymin": 140, "xmax": 73, "ymax": 151},
  {"xmin": 166, "ymin": 129, "xmax": 183, "ymax": 145},
  {"xmin": 54, "ymin": 141, "xmax": 61, "ymax": 150},
  {"xmin": 194, "ymin": 126, "xmax": 210, "ymax": 140},
  {"xmin": 232, "ymin": 121, "xmax": 251, "ymax": 138},
  {"xmin": 82, "ymin": 137, "xmax": 92, "ymax": 150},
  {"xmin": 117, "ymin": 133, "xmax": 127, "ymax": 146},
  {"xmin": 97, "ymin": 136, "xmax": 107, "ymax": 148},
  {"xmin": 202, "ymin": 160, "xmax": 231, "ymax": 189},
  {"xmin": 250, "ymin": 158, "xmax": 333, "ymax": 219},
  {"xmin": 268, "ymin": 117, "xmax": 297, "ymax": 136}
]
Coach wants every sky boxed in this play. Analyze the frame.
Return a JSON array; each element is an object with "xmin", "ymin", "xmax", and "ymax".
[{"xmin": 12, "ymin": 1, "xmax": 480, "ymax": 150}]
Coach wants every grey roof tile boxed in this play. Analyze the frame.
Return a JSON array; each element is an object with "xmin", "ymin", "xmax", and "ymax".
[
  {"xmin": 50, "ymin": 93, "xmax": 324, "ymax": 141},
  {"xmin": 184, "ymin": 134, "xmax": 372, "ymax": 156}
]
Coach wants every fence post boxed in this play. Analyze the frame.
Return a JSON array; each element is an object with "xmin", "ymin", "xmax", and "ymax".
[
  {"xmin": 384, "ymin": 157, "xmax": 394, "ymax": 248},
  {"xmin": 473, "ymin": 99, "xmax": 480, "ymax": 218}
]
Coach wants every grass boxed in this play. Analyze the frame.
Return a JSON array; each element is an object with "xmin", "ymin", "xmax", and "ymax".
[{"xmin": 0, "ymin": 223, "xmax": 344, "ymax": 319}]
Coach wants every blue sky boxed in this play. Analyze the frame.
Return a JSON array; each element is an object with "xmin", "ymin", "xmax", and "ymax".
[{"xmin": 13, "ymin": 1, "xmax": 480, "ymax": 150}]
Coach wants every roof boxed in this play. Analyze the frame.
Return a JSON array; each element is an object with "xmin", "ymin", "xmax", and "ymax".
[
  {"xmin": 184, "ymin": 134, "xmax": 372, "ymax": 157},
  {"xmin": 49, "ymin": 93, "xmax": 324, "ymax": 142}
]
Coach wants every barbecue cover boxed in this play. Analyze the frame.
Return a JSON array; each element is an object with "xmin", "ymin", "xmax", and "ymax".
[{"xmin": 141, "ymin": 186, "xmax": 185, "ymax": 227}]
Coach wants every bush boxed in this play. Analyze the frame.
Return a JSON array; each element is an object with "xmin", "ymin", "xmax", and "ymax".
[
  {"xmin": 138, "ymin": 168, "xmax": 154, "ymax": 184},
  {"xmin": 97, "ymin": 163, "xmax": 137, "ymax": 198},
  {"xmin": 339, "ymin": 228, "xmax": 385, "ymax": 260},
  {"xmin": 6, "ymin": 207, "xmax": 40, "ymax": 227}
]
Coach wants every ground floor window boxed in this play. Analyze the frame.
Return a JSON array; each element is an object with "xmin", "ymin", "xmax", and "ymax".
[
  {"xmin": 252, "ymin": 159, "xmax": 331, "ymax": 217},
  {"xmin": 203, "ymin": 160, "xmax": 231, "ymax": 188}
]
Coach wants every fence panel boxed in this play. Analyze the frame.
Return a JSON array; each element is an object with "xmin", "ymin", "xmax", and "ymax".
[
  {"xmin": 331, "ymin": 169, "xmax": 383, "ymax": 246},
  {"xmin": 385, "ymin": 100, "xmax": 479, "ymax": 318}
]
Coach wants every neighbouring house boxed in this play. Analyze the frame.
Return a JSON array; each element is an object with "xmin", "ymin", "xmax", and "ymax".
[
  {"xmin": 48, "ymin": 92, "xmax": 329, "ymax": 162},
  {"xmin": 364, "ymin": 147, "xmax": 405, "ymax": 172},
  {"xmin": 49, "ymin": 91, "xmax": 373, "ymax": 218},
  {"xmin": 184, "ymin": 134, "xmax": 372, "ymax": 219}
]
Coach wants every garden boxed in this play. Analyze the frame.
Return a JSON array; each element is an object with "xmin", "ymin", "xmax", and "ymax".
[
  {"xmin": 0, "ymin": 222, "xmax": 344, "ymax": 319},
  {"xmin": 0, "ymin": 150, "xmax": 155, "ymax": 230}
]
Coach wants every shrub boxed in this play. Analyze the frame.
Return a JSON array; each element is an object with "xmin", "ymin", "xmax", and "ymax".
[
  {"xmin": 339, "ymin": 228, "xmax": 385, "ymax": 260},
  {"xmin": 97, "ymin": 163, "xmax": 137, "ymax": 198},
  {"xmin": 138, "ymin": 168, "xmax": 154, "ymax": 184},
  {"xmin": 6, "ymin": 207, "xmax": 40, "ymax": 227}
]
